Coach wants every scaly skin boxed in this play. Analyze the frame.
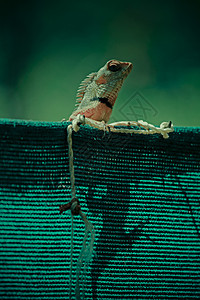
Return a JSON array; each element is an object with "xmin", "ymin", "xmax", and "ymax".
[{"xmin": 69, "ymin": 59, "xmax": 133, "ymax": 122}]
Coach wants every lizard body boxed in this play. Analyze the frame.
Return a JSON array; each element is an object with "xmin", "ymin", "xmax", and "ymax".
[{"xmin": 69, "ymin": 59, "xmax": 133, "ymax": 122}]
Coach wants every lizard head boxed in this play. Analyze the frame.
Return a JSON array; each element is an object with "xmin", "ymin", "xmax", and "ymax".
[
  {"xmin": 92, "ymin": 59, "xmax": 133, "ymax": 106},
  {"xmin": 73, "ymin": 59, "xmax": 133, "ymax": 116},
  {"xmin": 95, "ymin": 59, "xmax": 133, "ymax": 85}
]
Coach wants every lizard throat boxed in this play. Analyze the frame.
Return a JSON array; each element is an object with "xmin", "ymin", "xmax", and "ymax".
[
  {"xmin": 98, "ymin": 97, "xmax": 113, "ymax": 109},
  {"xmin": 90, "ymin": 97, "xmax": 113, "ymax": 109}
]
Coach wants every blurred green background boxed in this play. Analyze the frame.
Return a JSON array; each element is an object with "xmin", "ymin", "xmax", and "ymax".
[{"xmin": 0, "ymin": 0, "xmax": 199, "ymax": 126}]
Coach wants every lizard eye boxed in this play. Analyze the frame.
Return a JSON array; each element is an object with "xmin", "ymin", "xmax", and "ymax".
[{"xmin": 108, "ymin": 62, "xmax": 122, "ymax": 72}]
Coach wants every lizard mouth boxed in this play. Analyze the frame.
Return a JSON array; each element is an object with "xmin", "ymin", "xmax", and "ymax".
[
  {"xmin": 126, "ymin": 62, "xmax": 133, "ymax": 72},
  {"xmin": 122, "ymin": 62, "xmax": 133, "ymax": 77}
]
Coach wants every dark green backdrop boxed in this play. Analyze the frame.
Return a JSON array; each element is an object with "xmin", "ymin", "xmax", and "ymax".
[{"xmin": 0, "ymin": 0, "xmax": 200, "ymax": 125}]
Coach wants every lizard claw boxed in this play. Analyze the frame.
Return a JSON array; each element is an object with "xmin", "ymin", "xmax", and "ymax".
[
  {"xmin": 72, "ymin": 114, "xmax": 86, "ymax": 132},
  {"xmin": 160, "ymin": 121, "xmax": 172, "ymax": 129},
  {"xmin": 61, "ymin": 118, "xmax": 67, "ymax": 122}
]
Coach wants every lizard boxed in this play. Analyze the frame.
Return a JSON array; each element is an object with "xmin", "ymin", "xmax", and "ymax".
[
  {"xmin": 62, "ymin": 59, "xmax": 174, "ymax": 300},
  {"xmin": 60, "ymin": 59, "xmax": 133, "ymax": 214},
  {"xmin": 69, "ymin": 59, "xmax": 133, "ymax": 123},
  {"xmin": 65, "ymin": 59, "xmax": 133, "ymax": 299}
]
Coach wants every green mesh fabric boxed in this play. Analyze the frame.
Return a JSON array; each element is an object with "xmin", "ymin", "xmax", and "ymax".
[{"xmin": 0, "ymin": 119, "xmax": 200, "ymax": 300}]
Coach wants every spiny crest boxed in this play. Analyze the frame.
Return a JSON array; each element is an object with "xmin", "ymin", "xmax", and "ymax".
[{"xmin": 75, "ymin": 72, "xmax": 97, "ymax": 106}]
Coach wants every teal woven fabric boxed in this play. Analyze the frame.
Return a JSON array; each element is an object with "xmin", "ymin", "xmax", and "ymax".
[{"xmin": 0, "ymin": 119, "xmax": 200, "ymax": 299}]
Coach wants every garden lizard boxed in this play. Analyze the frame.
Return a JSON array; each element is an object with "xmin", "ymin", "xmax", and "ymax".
[{"xmin": 69, "ymin": 59, "xmax": 133, "ymax": 122}]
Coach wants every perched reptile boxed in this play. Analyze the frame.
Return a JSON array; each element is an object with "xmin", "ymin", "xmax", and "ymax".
[{"xmin": 69, "ymin": 59, "xmax": 133, "ymax": 122}]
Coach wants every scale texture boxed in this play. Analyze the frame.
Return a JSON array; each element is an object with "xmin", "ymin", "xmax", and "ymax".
[{"xmin": 0, "ymin": 119, "xmax": 200, "ymax": 300}]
